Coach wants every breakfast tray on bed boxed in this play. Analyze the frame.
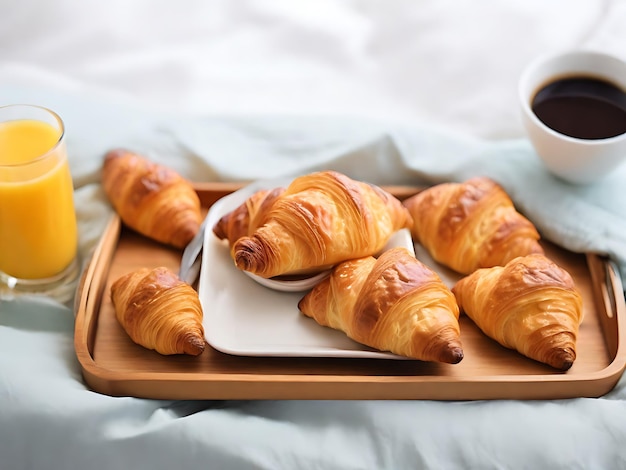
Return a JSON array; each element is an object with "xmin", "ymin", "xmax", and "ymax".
[{"xmin": 74, "ymin": 182, "xmax": 626, "ymax": 400}]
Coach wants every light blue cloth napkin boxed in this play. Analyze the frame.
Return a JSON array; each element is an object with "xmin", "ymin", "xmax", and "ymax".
[{"xmin": 1, "ymin": 86, "xmax": 626, "ymax": 470}]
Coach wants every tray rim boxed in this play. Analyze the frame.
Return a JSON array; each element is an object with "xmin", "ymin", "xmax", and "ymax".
[{"xmin": 73, "ymin": 182, "xmax": 626, "ymax": 400}]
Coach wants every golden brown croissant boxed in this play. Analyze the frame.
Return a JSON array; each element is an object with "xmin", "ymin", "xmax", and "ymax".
[
  {"xmin": 298, "ymin": 247, "xmax": 464, "ymax": 363},
  {"xmin": 452, "ymin": 254, "xmax": 583, "ymax": 370},
  {"xmin": 403, "ymin": 177, "xmax": 544, "ymax": 275},
  {"xmin": 110, "ymin": 266, "xmax": 206, "ymax": 356},
  {"xmin": 224, "ymin": 171, "xmax": 414, "ymax": 278},
  {"xmin": 213, "ymin": 187, "xmax": 285, "ymax": 245},
  {"xmin": 102, "ymin": 149, "xmax": 202, "ymax": 249}
]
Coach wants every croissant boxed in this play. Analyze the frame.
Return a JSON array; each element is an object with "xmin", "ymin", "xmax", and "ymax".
[
  {"xmin": 213, "ymin": 187, "xmax": 286, "ymax": 245},
  {"xmin": 110, "ymin": 266, "xmax": 206, "ymax": 356},
  {"xmin": 403, "ymin": 177, "xmax": 544, "ymax": 274},
  {"xmin": 298, "ymin": 247, "xmax": 464, "ymax": 363},
  {"xmin": 225, "ymin": 171, "xmax": 414, "ymax": 278},
  {"xmin": 452, "ymin": 254, "xmax": 583, "ymax": 370},
  {"xmin": 102, "ymin": 149, "xmax": 202, "ymax": 249}
]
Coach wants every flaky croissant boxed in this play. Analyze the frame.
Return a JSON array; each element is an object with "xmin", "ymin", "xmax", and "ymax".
[
  {"xmin": 110, "ymin": 266, "xmax": 206, "ymax": 356},
  {"xmin": 403, "ymin": 177, "xmax": 544, "ymax": 275},
  {"xmin": 452, "ymin": 254, "xmax": 583, "ymax": 370},
  {"xmin": 219, "ymin": 171, "xmax": 413, "ymax": 278},
  {"xmin": 213, "ymin": 187, "xmax": 286, "ymax": 245},
  {"xmin": 102, "ymin": 149, "xmax": 202, "ymax": 249},
  {"xmin": 298, "ymin": 247, "xmax": 464, "ymax": 363}
]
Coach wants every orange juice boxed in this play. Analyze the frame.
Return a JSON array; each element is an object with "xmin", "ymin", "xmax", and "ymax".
[{"xmin": 0, "ymin": 118, "xmax": 78, "ymax": 279}]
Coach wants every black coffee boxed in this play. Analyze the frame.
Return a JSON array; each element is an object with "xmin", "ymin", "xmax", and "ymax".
[{"xmin": 531, "ymin": 75, "xmax": 626, "ymax": 139}]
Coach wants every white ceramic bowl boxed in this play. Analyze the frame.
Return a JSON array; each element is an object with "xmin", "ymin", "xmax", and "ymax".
[
  {"xmin": 518, "ymin": 50, "xmax": 626, "ymax": 184},
  {"xmin": 244, "ymin": 228, "xmax": 416, "ymax": 292}
]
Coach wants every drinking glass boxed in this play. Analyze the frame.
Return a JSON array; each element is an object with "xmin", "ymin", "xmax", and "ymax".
[{"xmin": 0, "ymin": 104, "xmax": 79, "ymax": 303}]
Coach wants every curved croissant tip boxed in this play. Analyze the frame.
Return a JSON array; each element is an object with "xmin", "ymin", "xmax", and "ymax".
[
  {"xmin": 441, "ymin": 346, "xmax": 464, "ymax": 364},
  {"xmin": 548, "ymin": 349, "xmax": 576, "ymax": 371},
  {"xmin": 233, "ymin": 237, "xmax": 267, "ymax": 275},
  {"xmin": 234, "ymin": 245, "xmax": 255, "ymax": 272},
  {"xmin": 171, "ymin": 224, "xmax": 200, "ymax": 249},
  {"xmin": 183, "ymin": 335, "xmax": 206, "ymax": 356},
  {"xmin": 558, "ymin": 361, "xmax": 574, "ymax": 372}
]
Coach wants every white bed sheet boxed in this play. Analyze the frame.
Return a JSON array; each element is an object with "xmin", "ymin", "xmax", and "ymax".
[{"xmin": 1, "ymin": 1, "xmax": 626, "ymax": 469}]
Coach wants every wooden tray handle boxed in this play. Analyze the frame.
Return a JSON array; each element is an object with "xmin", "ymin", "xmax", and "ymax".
[{"xmin": 587, "ymin": 254, "xmax": 625, "ymax": 359}]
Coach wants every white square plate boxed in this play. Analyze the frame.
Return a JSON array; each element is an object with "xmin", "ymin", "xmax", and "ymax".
[{"xmin": 197, "ymin": 177, "xmax": 419, "ymax": 359}]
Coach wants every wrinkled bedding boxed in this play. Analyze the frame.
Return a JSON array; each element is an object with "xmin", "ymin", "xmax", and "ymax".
[{"xmin": 1, "ymin": 1, "xmax": 626, "ymax": 469}]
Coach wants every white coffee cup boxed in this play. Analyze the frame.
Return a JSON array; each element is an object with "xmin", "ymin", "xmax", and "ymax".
[{"xmin": 518, "ymin": 50, "xmax": 626, "ymax": 184}]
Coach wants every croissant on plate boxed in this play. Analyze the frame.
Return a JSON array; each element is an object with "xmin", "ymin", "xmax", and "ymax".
[
  {"xmin": 110, "ymin": 266, "xmax": 206, "ymax": 356},
  {"xmin": 102, "ymin": 149, "xmax": 202, "ymax": 249},
  {"xmin": 218, "ymin": 171, "xmax": 413, "ymax": 278},
  {"xmin": 298, "ymin": 247, "xmax": 464, "ymax": 363},
  {"xmin": 403, "ymin": 177, "xmax": 544, "ymax": 275},
  {"xmin": 452, "ymin": 254, "xmax": 583, "ymax": 370},
  {"xmin": 213, "ymin": 187, "xmax": 286, "ymax": 245}
]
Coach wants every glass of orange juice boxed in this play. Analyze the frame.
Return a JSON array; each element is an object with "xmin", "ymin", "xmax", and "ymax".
[{"xmin": 0, "ymin": 104, "xmax": 79, "ymax": 303}]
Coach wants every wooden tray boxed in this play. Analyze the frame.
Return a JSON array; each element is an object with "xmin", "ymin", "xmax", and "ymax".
[{"xmin": 74, "ymin": 182, "xmax": 626, "ymax": 400}]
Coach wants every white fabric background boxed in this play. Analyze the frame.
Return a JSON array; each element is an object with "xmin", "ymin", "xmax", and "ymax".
[
  {"xmin": 2, "ymin": 0, "xmax": 624, "ymax": 139},
  {"xmin": 1, "ymin": 2, "xmax": 626, "ymax": 470}
]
